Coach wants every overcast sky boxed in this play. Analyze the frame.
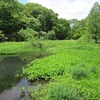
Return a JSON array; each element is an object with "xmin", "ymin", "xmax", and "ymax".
[{"xmin": 18, "ymin": 0, "xmax": 100, "ymax": 20}]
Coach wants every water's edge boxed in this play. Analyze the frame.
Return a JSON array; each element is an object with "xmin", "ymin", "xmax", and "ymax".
[{"xmin": 0, "ymin": 51, "xmax": 50, "ymax": 100}]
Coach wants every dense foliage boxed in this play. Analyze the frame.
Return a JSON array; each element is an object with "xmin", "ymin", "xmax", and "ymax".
[
  {"xmin": 0, "ymin": 0, "xmax": 99, "ymax": 42},
  {"xmin": 70, "ymin": 19, "xmax": 86, "ymax": 39},
  {"xmin": 87, "ymin": 2, "xmax": 100, "ymax": 43},
  {"xmin": 69, "ymin": 2, "xmax": 100, "ymax": 42},
  {"xmin": 0, "ymin": 0, "xmax": 70, "ymax": 41},
  {"xmin": 0, "ymin": 0, "xmax": 26, "ymax": 41}
]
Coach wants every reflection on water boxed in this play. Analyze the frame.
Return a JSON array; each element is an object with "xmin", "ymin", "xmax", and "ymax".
[
  {"xmin": 0, "ymin": 78, "xmax": 30, "ymax": 100},
  {"xmin": 0, "ymin": 56, "xmax": 31, "ymax": 100},
  {"xmin": 0, "ymin": 52, "xmax": 50, "ymax": 100},
  {"xmin": 0, "ymin": 56, "xmax": 26, "ymax": 93}
]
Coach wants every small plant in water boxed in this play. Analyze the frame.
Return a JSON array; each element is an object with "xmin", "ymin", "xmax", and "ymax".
[{"xmin": 20, "ymin": 87, "xmax": 25, "ymax": 98}]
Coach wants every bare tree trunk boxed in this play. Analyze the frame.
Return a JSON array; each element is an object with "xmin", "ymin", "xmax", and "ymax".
[{"xmin": 95, "ymin": 35, "xmax": 97, "ymax": 43}]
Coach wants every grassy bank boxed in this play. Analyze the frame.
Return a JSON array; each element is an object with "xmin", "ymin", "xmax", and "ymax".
[
  {"xmin": 0, "ymin": 42, "xmax": 40, "ymax": 55},
  {"xmin": 0, "ymin": 40, "xmax": 99, "ymax": 55},
  {"xmin": 22, "ymin": 40, "xmax": 100, "ymax": 100}
]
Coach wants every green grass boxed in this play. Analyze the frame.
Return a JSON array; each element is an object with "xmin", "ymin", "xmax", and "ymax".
[
  {"xmin": 21, "ymin": 40, "xmax": 100, "ymax": 100},
  {"xmin": 1, "ymin": 40, "xmax": 100, "ymax": 99},
  {"xmin": 0, "ymin": 42, "xmax": 39, "ymax": 55}
]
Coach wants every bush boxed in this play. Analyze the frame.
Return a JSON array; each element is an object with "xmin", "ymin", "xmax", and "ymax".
[
  {"xmin": 78, "ymin": 32, "xmax": 94, "ymax": 43},
  {"xmin": 47, "ymin": 30, "xmax": 56, "ymax": 40},
  {"xmin": 17, "ymin": 28, "xmax": 39, "ymax": 41},
  {"xmin": 90, "ymin": 66, "xmax": 98, "ymax": 75}
]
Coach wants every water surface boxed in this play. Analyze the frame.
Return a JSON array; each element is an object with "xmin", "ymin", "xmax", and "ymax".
[
  {"xmin": 0, "ymin": 51, "xmax": 50, "ymax": 100},
  {"xmin": 0, "ymin": 56, "xmax": 30, "ymax": 100}
]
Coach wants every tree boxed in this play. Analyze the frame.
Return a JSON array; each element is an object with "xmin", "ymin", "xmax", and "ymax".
[
  {"xmin": 47, "ymin": 30, "xmax": 56, "ymax": 40},
  {"xmin": 53, "ymin": 18, "xmax": 70, "ymax": 40},
  {"xmin": 0, "ymin": 0, "xmax": 26, "ymax": 41},
  {"xmin": 70, "ymin": 19, "xmax": 86, "ymax": 39},
  {"xmin": 28, "ymin": 18, "xmax": 42, "ymax": 32},
  {"xmin": 24, "ymin": 3, "xmax": 57, "ymax": 32},
  {"xmin": 87, "ymin": 2, "xmax": 100, "ymax": 43},
  {"xmin": 17, "ymin": 28, "xmax": 38, "ymax": 41},
  {"xmin": 69, "ymin": 19, "xmax": 78, "ymax": 29}
]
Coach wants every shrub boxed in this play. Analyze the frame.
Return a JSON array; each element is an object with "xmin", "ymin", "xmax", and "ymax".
[
  {"xmin": 17, "ymin": 28, "xmax": 39, "ymax": 41},
  {"xmin": 47, "ymin": 30, "xmax": 56, "ymax": 40},
  {"xmin": 78, "ymin": 32, "xmax": 94, "ymax": 43}
]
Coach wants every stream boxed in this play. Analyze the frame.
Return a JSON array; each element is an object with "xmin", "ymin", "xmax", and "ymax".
[{"xmin": 0, "ymin": 54, "xmax": 45, "ymax": 100}]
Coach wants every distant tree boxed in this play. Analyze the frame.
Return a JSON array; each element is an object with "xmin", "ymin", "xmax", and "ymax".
[
  {"xmin": 87, "ymin": 2, "xmax": 100, "ymax": 43},
  {"xmin": 47, "ymin": 30, "xmax": 56, "ymax": 40},
  {"xmin": 70, "ymin": 19, "xmax": 86, "ymax": 39},
  {"xmin": 37, "ymin": 15, "xmax": 46, "ymax": 31},
  {"xmin": 69, "ymin": 19, "xmax": 78, "ymax": 29},
  {"xmin": 53, "ymin": 18, "xmax": 70, "ymax": 40},
  {"xmin": 17, "ymin": 28, "xmax": 38, "ymax": 41},
  {"xmin": 24, "ymin": 3, "xmax": 57, "ymax": 32},
  {"xmin": 28, "ymin": 18, "xmax": 42, "ymax": 32},
  {"xmin": 0, "ymin": 0, "xmax": 26, "ymax": 41}
]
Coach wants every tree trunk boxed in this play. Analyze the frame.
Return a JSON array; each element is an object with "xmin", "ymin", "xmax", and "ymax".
[{"xmin": 95, "ymin": 35, "xmax": 97, "ymax": 43}]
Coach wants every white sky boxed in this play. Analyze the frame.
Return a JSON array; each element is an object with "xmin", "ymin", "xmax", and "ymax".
[{"xmin": 28, "ymin": 0, "xmax": 100, "ymax": 20}]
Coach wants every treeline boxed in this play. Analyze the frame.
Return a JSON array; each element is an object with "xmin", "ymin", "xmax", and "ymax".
[{"xmin": 0, "ymin": 0, "xmax": 100, "ymax": 43}]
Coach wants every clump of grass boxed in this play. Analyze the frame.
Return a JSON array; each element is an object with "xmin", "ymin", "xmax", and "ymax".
[
  {"xmin": 46, "ymin": 84, "xmax": 77, "ymax": 100},
  {"xmin": 71, "ymin": 67, "xmax": 88, "ymax": 80},
  {"xmin": 90, "ymin": 66, "xmax": 97, "ymax": 74}
]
